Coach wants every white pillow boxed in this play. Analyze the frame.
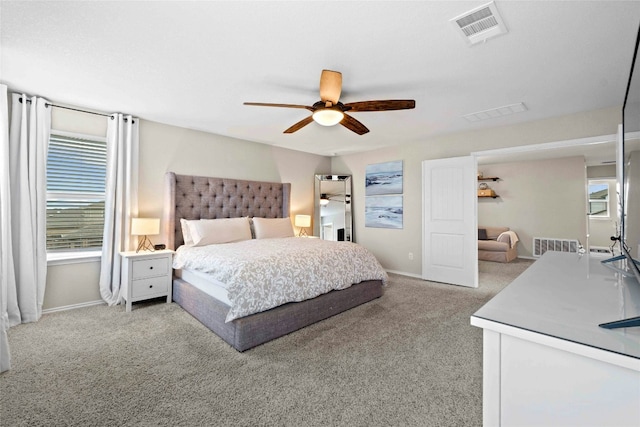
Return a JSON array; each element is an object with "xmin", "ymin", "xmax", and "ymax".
[
  {"xmin": 180, "ymin": 218, "xmax": 195, "ymax": 246},
  {"xmin": 252, "ymin": 217, "xmax": 294, "ymax": 239},
  {"xmin": 190, "ymin": 217, "xmax": 252, "ymax": 246}
]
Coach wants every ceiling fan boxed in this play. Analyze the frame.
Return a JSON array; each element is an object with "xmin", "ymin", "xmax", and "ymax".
[
  {"xmin": 320, "ymin": 193, "xmax": 350, "ymax": 205},
  {"xmin": 244, "ymin": 70, "xmax": 416, "ymax": 135}
]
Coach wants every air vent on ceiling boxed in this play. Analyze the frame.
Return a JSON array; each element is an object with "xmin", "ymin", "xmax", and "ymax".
[
  {"xmin": 463, "ymin": 102, "xmax": 527, "ymax": 122},
  {"xmin": 450, "ymin": 1, "xmax": 508, "ymax": 45}
]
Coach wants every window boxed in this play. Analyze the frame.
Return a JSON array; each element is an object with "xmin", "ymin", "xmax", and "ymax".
[
  {"xmin": 46, "ymin": 132, "xmax": 107, "ymax": 251},
  {"xmin": 587, "ymin": 180, "xmax": 609, "ymax": 218}
]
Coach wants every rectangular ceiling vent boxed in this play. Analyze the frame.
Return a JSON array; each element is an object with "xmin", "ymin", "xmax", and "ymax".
[
  {"xmin": 451, "ymin": 1, "xmax": 508, "ymax": 45},
  {"xmin": 463, "ymin": 102, "xmax": 527, "ymax": 122}
]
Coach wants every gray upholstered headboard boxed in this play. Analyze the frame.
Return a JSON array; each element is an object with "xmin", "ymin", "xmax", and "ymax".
[{"xmin": 164, "ymin": 172, "xmax": 291, "ymax": 249}]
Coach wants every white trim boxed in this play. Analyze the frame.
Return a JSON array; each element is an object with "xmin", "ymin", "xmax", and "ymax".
[
  {"xmin": 471, "ymin": 133, "xmax": 616, "ymax": 158},
  {"xmin": 385, "ymin": 269, "xmax": 422, "ymax": 279},
  {"xmin": 50, "ymin": 128, "xmax": 107, "ymax": 143},
  {"xmin": 47, "ymin": 250, "xmax": 102, "ymax": 266},
  {"xmin": 42, "ymin": 300, "xmax": 105, "ymax": 314},
  {"xmin": 472, "ymin": 131, "xmax": 640, "ymax": 159}
]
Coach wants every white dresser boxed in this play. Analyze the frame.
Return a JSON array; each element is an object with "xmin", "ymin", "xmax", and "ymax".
[
  {"xmin": 472, "ymin": 251, "xmax": 640, "ymax": 426},
  {"xmin": 120, "ymin": 250, "xmax": 174, "ymax": 312}
]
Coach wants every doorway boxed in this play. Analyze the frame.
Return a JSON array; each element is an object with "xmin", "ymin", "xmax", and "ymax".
[
  {"xmin": 472, "ymin": 133, "xmax": 619, "ymax": 260},
  {"xmin": 322, "ymin": 223, "xmax": 334, "ymax": 241}
]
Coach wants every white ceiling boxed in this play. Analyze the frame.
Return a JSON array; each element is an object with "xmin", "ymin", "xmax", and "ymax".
[{"xmin": 1, "ymin": 1, "xmax": 639, "ymax": 158}]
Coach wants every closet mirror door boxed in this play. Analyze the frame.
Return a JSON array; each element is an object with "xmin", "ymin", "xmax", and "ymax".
[{"xmin": 314, "ymin": 175, "xmax": 352, "ymax": 242}]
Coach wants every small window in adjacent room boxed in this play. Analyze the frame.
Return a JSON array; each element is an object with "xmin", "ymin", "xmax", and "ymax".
[
  {"xmin": 587, "ymin": 180, "xmax": 609, "ymax": 218},
  {"xmin": 46, "ymin": 131, "xmax": 107, "ymax": 253}
]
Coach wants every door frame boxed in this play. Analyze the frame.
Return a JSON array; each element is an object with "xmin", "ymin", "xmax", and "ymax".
[{"xmin": 471, "ymin": 132, "xmax": 620, "ymax": 258}]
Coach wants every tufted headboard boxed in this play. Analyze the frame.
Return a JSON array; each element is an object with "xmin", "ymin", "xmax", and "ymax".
[{"xmin": 164, "ymin": 172, "xmax": 291, "ymax": 249}]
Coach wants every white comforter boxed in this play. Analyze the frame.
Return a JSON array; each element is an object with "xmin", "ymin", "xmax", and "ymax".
[{"xmin": 173, "ymin": 237, "xmax": 388, "ymax": 322}]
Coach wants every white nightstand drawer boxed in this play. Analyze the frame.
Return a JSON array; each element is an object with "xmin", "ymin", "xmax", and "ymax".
[
  {"xmin": 131, "ymin": 276, "xmax": 169, "ymax": 298},
  {"xmin": 132, "ymin": 257, "xmax": 168, "ymax": 279}
]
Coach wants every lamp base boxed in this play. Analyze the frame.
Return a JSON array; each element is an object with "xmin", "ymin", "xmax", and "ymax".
[
  {"xmin": 298, "ymin": 228, "xmax": 309, "ymax": 237},
  {"xmin": 136, "ymin": 235, "xmax": 155, "ymax": 253}
]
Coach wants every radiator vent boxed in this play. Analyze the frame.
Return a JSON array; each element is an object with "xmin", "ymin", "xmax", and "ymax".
[
  {"xmin": 533, "ymin": 237, "xmax": 580, "ymax": 257},
  {"xmin": 590, "ymin": 246, "xmax": 612, "ymax": 255},
  {"xmin": 450, "ymin": 1, "xmax": 508, "ymax": 45}
]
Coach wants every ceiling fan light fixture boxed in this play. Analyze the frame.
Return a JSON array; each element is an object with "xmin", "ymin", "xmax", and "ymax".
[
  {"xmin": 312, "ymin": 108, "xmax": 344, "ymax": 126},
  {"xmin": 320, "ymin": 196, "xmax": 330, "ymax": 206}
]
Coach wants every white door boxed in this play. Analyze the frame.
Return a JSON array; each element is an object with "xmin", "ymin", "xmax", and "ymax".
[
  {"xmin": 422, "ymin": 156, "xmax": 478, "ymax": 287},
  {"xmin": 322, "ymin": 223, "xmax": 334, "ymax": 241}
]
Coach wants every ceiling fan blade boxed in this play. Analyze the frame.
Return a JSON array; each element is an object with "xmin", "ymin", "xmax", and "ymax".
[
  {"xmin": 343, "ymin": 100, "xmax": 416, "ymax": 112},
  {"xmin": 283, "ymin": 116, "xmax": 314, "ymax": 133},
  {"xmin": 340, "ymin": 113, "xmax": 369, "ymax": 135},
  {"xmin": 319, "ymin": 70, "xmax": 342, "ymax": 105},
  {"xmin": 244, "ymin": 102, "xmax": 313, "ymax": 112}
]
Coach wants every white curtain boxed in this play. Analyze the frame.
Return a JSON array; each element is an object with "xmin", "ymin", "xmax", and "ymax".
[
  {"xmin": 0, "ymin": 89, "xmax": 51, "ymax": 372},
  {"xmin": 0, "ymin": 84, "xmax": 11, "ymax": 373},
  {"xmin": 99, "ymin": 114, "xmax": 139, "ymax": 305}
]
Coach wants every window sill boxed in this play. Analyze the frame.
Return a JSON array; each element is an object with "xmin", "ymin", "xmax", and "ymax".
[{"xmin": 47, "ymin": 250, "xmax": 102, "ymax": 266}]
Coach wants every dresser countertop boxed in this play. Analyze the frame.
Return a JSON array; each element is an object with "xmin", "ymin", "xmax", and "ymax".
[{"xmin": 472, "ymin": 251, "xmax": 640, "ymax": 359}]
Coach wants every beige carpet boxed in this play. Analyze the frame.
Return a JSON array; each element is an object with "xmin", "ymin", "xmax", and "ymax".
[{"xmin": 0, "ymin": 259, "xmax": 533, "ymax": 427}]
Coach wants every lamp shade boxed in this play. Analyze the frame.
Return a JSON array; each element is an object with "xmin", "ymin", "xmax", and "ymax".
[
  {"xmin": 131, "ymin": 218, "xmax": 160, "ymax": 236},
  {"xmin": 294, "ymin": 215, "xmax": 311, "ymax": 228}
]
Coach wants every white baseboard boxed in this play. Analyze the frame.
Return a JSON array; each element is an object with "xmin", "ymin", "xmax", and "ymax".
[
  {"xmin": 390, "ymin": 258, "xmax": 535, "ymax": 281},
  {"xmin": 43, "ymin": 300, "xmax": 105, "ymax": 314},
  {"xmin": 385, "ymin": 269, "xmax": 423, "ymax": 279}
]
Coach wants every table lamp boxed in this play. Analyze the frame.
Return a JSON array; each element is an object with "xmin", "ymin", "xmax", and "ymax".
[
  {"xmin": 131, "ymin": 218, "xmax": 160, "ymax": 252},
  {"xmin": 294, "ymin": 214, "xmax": 311, "ymax": 237}
]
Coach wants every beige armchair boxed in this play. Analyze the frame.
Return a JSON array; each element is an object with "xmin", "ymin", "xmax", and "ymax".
[{"xmin": 478, "ymin": 226, "xmax": 518, "ymax": 263}]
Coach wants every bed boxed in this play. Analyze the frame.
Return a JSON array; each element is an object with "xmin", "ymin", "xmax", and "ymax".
[{"xmin": 164, "ymin": 172, "xmax": 385, "ymax": 351}]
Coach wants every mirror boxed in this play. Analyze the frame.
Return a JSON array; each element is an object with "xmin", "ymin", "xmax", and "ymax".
[
  {"xmin": 622, "ymin": 26, "xmax": 640, "ymax": 258},
  {"xmin": 314, "ymin": 175, "xmax": 352, "ymax": 241}
]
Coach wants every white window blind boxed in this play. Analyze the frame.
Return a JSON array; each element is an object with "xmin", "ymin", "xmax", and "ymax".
[{"xmin": 46, "ymin": 133, "xmax": 107, "ymax": 251}]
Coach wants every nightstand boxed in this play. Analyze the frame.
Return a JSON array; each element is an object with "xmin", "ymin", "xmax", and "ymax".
[{"xmin": 120, "ymin": 250, "xmax": 174, "ymax": 312}]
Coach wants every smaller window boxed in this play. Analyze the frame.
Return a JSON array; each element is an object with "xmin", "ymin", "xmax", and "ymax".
[{"xmin": 588, "ymin": 181, "xmax": 609, "ymax": 218}]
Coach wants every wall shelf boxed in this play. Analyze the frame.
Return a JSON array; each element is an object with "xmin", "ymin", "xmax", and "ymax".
[{"xmin": 478, "ymin": 176, "xmax": 500, "ymax": 198}]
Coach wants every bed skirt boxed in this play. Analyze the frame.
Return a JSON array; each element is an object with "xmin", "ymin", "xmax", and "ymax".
[{"xmin": 172, "ymin": 278, "xmax": 384, "ymax": 351}]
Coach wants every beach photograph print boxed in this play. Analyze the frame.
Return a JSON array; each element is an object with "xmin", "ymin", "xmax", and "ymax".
[
  {"xmin": 365, "ymin": 160, "xmax": 403, "ymax": 196},
  {"xmin": 365, "ymin": 195, "xmax": 403, "ymax": 229}
]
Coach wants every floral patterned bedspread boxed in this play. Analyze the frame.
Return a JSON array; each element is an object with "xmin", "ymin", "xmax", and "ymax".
[{"xmin": 173, "ymin": 237, "xmax": 389, "ymax": 322}]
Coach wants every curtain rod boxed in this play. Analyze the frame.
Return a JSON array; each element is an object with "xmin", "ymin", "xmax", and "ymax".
[{"xmin": 18, "ymin": 97, "xmax": 134, "ymax": 122}]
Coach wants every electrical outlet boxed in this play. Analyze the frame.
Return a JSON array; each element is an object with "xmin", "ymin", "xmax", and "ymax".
[{"xmin": 408, "ymin": 252, "xmax": 414, "ymax": 260}]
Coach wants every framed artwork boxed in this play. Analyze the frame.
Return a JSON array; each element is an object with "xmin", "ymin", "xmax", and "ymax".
[
  {"xmin": 365, "ymin": 160, "xmax": 403, "ymax": 196},
  {"xmin": 365, "ymin": 195, "xmax": 403, "ymax": 229}
]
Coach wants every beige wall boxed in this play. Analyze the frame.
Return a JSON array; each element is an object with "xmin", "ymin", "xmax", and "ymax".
[
  {"xmin": 332, "ymin": 107, "xmax": 620, "ymax": 275},
  {"xmin": 478, "ymin": 157, "xmax": 588, "ymax": 258},
  {"xmin": 137, "ymin": 120, "xmax": 330, "ymax": 230},
  {"xmin": 44, "ymin": 109, "xmax": 330, "ymax": 310}
]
